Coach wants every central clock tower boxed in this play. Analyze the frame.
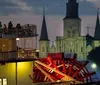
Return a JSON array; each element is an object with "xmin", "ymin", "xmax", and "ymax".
[{"xmin": 63, "ymin": 0, "xmax": 81, "ymax": 37}]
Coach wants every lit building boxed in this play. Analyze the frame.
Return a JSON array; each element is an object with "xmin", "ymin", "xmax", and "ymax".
[
  {"xmin": 0, "ymin": 22, "xmax": 38, "ymax": 85},
  {"xmin": 39, "ymin": 0, "xmax": 100, "ymax": 60}
]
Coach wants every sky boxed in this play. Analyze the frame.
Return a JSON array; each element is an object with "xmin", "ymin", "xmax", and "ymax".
[{"xmin": 0, "ymin": 0, "xmax": 100, "ymax": 41}]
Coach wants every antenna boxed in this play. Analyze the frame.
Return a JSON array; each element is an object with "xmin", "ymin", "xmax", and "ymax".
[{"xmin": 43, "ymin": 7, "xmax": 45, "ymax": 16}]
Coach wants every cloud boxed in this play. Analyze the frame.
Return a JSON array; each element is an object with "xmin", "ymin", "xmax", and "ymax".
[
  {"xmin": 79, "ymin": 0, "xmax": 100, "ymax": 7},
  {"xmin": 78, "ymin": 0, "xmax": 97, "ymax": 15},
  {"xmin": 0, "ymin": 0, "xmax": 98, "ymax": 16},
  {"xmin": 0, "ymin": 0, "xmax": 33, "ymax": 15},
  {"xmin": 25, "ymin": 0, "xmax": 98, "ymax": 15},
  {"xmin": 88, "ymin": 0, "xmax": 97, "ymax": 1},
  {"xmin": 6, "ymin": 0, "xmax": 32, "ymax": 11}
]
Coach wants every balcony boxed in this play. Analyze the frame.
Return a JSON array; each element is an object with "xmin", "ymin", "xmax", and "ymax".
[
  {"xmin": 0, "ymin": 51, "xmax": 17, "ymax": 61},
  {"xmin": 0, "ymin": 49, "xmax": 39, "ymax": 62},
  {"xmin": 0, "ymin": 24, "xmax": 38, "ymax": 38}
]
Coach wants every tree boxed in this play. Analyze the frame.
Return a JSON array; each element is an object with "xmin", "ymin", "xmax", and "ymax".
[{"xmin": 87, "ymin": 46, "xmax": 100, "ymax": 66}]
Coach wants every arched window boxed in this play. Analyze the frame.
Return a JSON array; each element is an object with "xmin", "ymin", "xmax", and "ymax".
[
  {"xmin": 81, "ymin": 47, "xmax": 83, "ymax": 52},
  {"xmin": 70, "ymin": 49, "xmax": 72, "ymax": 53},
  {"xmin": 64, "ymin": 43, "xmax": 65, "ymax": 52},
  {"xmin": 3, "ymin": 78, "xmax": 7, "ymax": 85},
  {"xmin": 76, "ymin": 43, "xmax": 78, "ymax": 52},
  {"xmin": 67, "ymin": 31, "xmax": 70, "ymax": 37},
  {"xmin": 42, "ymin": 47, "xmax": 45, "ymax": 52},
  {"xmin": 0, "ymin": 78, "xmax": 2, "ymax": 85},
  {"xmin": 72, "ymin": 30, "xmax": 75, "ymax": 36}
]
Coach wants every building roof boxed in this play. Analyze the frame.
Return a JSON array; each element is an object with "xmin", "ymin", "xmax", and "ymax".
[
  {"xmin": 94, "ymin": 8, "xmax": 100, "ymax": 40},
  {"xmin": 64, "ymin": 0, "xmax": 79, "ymax": 19},
  {"xmin": 68, "ymin": 0, "xmax": 76, "ymax": 3},
  {"xmin": 39, "ymin": 8, "xmax": 49, "ymax": 41}
]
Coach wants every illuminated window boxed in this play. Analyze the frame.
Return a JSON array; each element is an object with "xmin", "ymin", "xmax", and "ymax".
[
  {"xmin": 3, "ymin": 78, "xmax": 7, "ymax": 85},
  {"xmin": 0, "ymin": 79, "xmax": 2, "ymax": 85}
]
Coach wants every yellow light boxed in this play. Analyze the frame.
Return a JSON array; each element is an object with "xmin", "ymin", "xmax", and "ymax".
[
  {"xmin": 91, "ymin": 63, "xmax": 97, "ymax": 69},
  {"xmin": 36, "ymin": 49, "xmax": 39, "ymax": 52},
  {"xmin": 17, "ymin": 62, "xmax": 33, "ymax": 75},
  {"xmin": 3, "ymin": 78, "xmax": 7, "ymax": 85},
  {"xmin": 3, "ymin": 45, "xmax": 5, "ymax": 47},
  {"xmin": 21, "ymin": 51, "xmax": 24, "ymax": 53},
  {"xmin": 0, "ymin": 79, "xmax": 2, "ymax": 85},
  {"xmin": 18, "ymin": 62, "xmax": 26, "ymax": 70}
]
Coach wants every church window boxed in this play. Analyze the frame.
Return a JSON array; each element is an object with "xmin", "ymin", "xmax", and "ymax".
[
  {"xmin": 64, "ymin": 43, "xmax": 65, "ymax": 52},
  {"xmin": 72, "ymin": 30, "xmax": 75, "ymax": 36},
  {"xmin": 76, "ymin": 43, "xmax": 78, "ymax": 52},
  {"xmin": 81, "ymin": 47, "xmax": 83, "ymax": 52},
  {"xmin": 70, "ymin": 49, "xmax": 72, "ymax": 52},
  {"xmin": 42, "ymin": 47, "xmax": 45, "ymax": 52},
  {"xmin": 3, "ymin": 78, "xmax": 7, "ymax": 85},
  {"xmin": 68, "ymin": 31, "xmax": 70, "ymax": 37}
]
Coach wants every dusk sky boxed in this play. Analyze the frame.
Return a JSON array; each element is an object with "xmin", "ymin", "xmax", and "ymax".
[{"xmin": 0, "ymin": 0, "xmax": 100, "ymax": 40}]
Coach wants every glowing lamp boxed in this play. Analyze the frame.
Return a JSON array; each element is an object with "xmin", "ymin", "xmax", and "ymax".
[
  {"xmin": 36, "ymin": 49, "xmax": 39, "ymax": 52},
  {"xmin": 91, "ymin": 63, "xmax": 97, "ymax": 69},
  {"xmin": 16, "ymin": 38, "xmax": 20, "ymax": 41}
]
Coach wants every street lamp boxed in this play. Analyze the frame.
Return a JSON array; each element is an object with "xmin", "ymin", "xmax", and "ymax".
[
  {"xmin": 16, "ymin": 38, "xmax": 20, "ymax": 50},
  {"xmin": 15, "ymin": 38, "xmax": 20, "ymax": 85},
  {"xmin": 16, "ymin": 38, "xmax": 20, "ymax": 41},
  {"xmin": 91, "ymin": 63, "xmax": 97, "ymax": 69}
]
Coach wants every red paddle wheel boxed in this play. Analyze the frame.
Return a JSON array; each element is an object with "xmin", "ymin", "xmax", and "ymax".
[{"xmin": 30, "ymin": 53, "xmax": 96, "ymax": 84}]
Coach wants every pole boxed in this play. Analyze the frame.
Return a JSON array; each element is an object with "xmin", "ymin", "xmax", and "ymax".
[
  {"xmin": 60, "ymin": 38, "xmax": 61, "ymax": 52},
  {"xmin": 35, "ymin": 36, "xmax": 38, "ymax": 58},
  {"xmin": 36, "ymin": 36, "xmax": 37, "ymax": 49},
  {"xmin": 16, "ymin": 62, "xmax": 17, "ymax": 85},
  {"xmin": 24, "ymin": 38, "xmax": 26, "ymax": 49}
]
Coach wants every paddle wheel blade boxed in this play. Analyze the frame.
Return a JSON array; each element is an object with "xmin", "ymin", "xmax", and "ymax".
[{"xmin": 30, "ymin": 53, "xmax": 96, "ymax": 84}]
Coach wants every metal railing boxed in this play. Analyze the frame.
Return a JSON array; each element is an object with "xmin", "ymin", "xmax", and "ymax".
[
  {"xmin": 0, "ymin": 28, "xmax": 38, "ymax": 38},
  {"xmin": 0, "ymin": 51, "xmax": 17, "ymax": 61}
]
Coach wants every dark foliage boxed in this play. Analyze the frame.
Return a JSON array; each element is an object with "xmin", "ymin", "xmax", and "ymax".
[{"xmin": 87, "ymin": 46, "xmax": 100, "ymax": 66}]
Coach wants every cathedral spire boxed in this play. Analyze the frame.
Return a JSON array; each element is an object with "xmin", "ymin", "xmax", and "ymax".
[
  {"xmin": 65, "ymin": 0, "xmax": 79, "ymax": 18},
  {"xmin": 40, "ymin": 8, "xmax": 49, "ymax": 41},
  {"xmin": 68, "ymin": 0, "xmax": 76, "ymax": 3},
  {"xmin": 94, "ymin": 8, "xmax": 100, "ymax": 40}
]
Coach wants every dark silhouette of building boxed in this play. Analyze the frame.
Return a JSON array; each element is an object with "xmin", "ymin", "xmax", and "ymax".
[
  {"xmin": 65, "ymin": 0, "xmax": 79, "ymax": 18},
  {"xmin": 39, "ymin": 8, "xmax": 49, "ymax": 57},
  {"xmin": 94, "ymin": 8, "xmax": 100, "ymax": 40},
  {"xmin": 39, "ymin": 8, "xmax": 49, "ymax": 41}
]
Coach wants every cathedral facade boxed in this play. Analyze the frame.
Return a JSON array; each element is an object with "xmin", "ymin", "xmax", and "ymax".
[{"xmin": 39, "ymin": 0, "xmax": 100, "ymax": 60}]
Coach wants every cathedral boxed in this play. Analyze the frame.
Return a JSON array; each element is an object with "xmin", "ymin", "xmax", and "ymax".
[{"xmin": 39, "ymin": 0, "xmax": 100, "ymax": 60}]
